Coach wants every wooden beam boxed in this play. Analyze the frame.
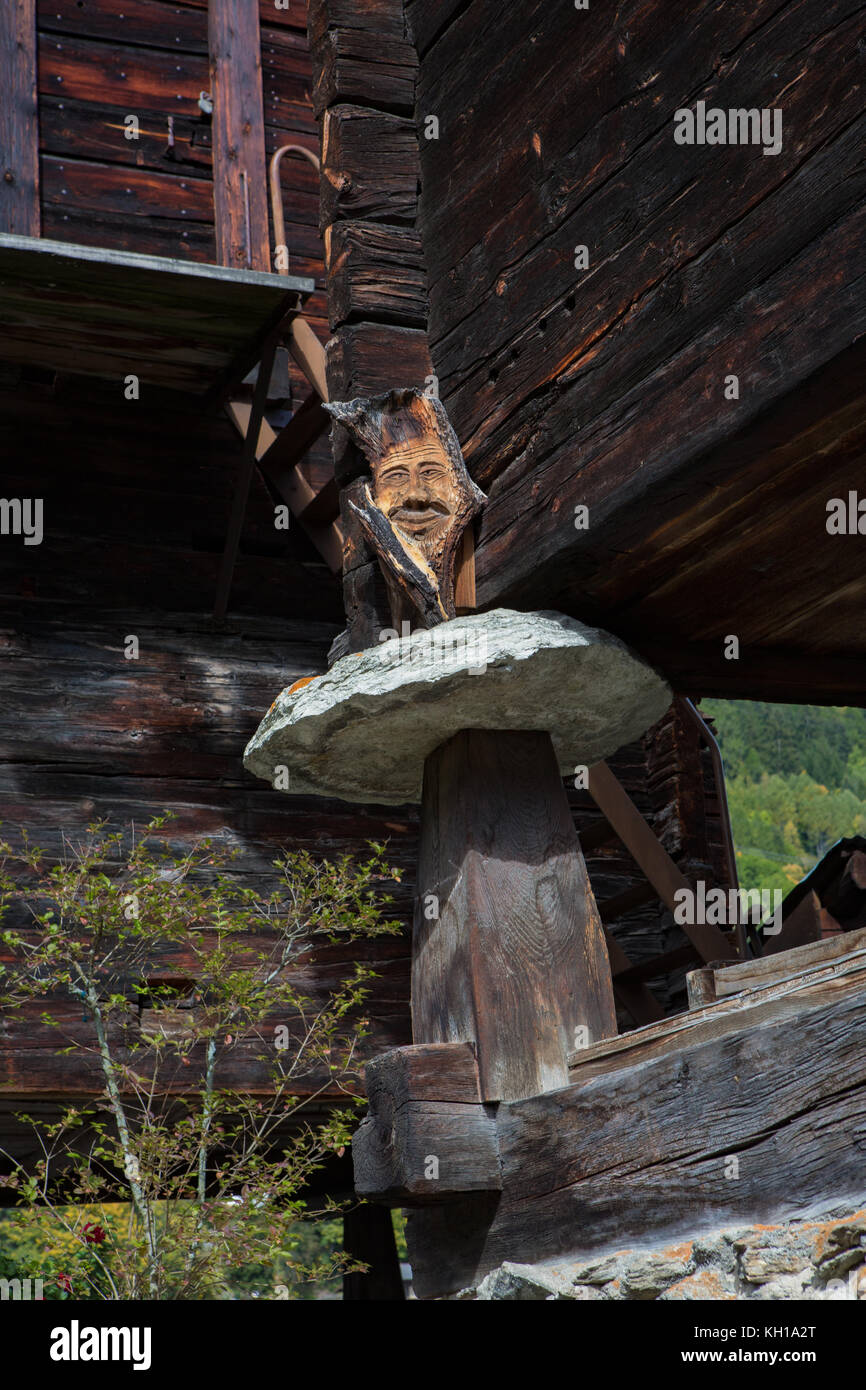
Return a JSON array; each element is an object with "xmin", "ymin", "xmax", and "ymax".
[
  {"xmin": 226, "ymin": 400, "xmax": 344, "ymax": 573},
  {"xmin": 407, "ymin": 942, "xmax": 866, "ymax": 1296},
  {"xmin": 0, "ymin": 1, "xmax": 39, "ymax": 236},
  {"xmin": 588, "ymin": 761, "xmax": 738, "ymax": 963},
  {"xmin": 324, "ymin": 222, "xmax": 427, "ymax": 330},
  {"xmin": 635, "ymin": 636, "xmax": 866, "ymax": 708},
  {"xmin": 711, "ymin": 922, "xmax": 866, "ymax": 1000},
  {"xmin": 312, "ymin": 26, "xmax": 417, "ymax": 120},
  {"xmin": 453, "ymin": 529, "xmax": 476, "ymax": 613},
  {"xmin": 320, "ymin": 105, "xmax": 418, "ymax": 232},
  {"xmin": 287, "ymin": 317, "xmax": 329, "ymax": 402},
  {"xmin": 213, "ymin": 329, "xmax": 280, "ymax": 619},
  {"xmin": 353, "ymin": 1043, "xmax": 501, "ymax": 1204},
  {"xmin": 261, "ymin": 393, "xmax": 330, "ymax": 476},
  {"xmin": 208, "ymin": 0, "xmax": 270, "ymax": 271}
]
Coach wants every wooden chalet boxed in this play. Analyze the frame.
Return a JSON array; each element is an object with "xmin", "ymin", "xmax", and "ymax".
[{"xmin": 0, "ymin": 0, "xmax": 864, "ymax": 1299}]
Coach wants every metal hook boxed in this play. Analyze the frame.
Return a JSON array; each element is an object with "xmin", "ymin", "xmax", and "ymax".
[{"xmin": 268, "ymin": 144, "xmax": 321, "ymax": 275}]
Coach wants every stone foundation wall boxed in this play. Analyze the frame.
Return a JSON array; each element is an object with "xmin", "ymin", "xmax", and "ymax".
[{"xmin": 455, "ymin": 1203, "xmax": 866, "ymax": 1301}]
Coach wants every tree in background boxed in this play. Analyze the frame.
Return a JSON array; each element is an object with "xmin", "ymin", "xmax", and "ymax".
[
  {"xmin": 0, "ymin": 817, "xmax": 400, "ymax": 1299},
  {"xmin": 703, "ymin": 701, "xmax": 866, "ymax": 894}
]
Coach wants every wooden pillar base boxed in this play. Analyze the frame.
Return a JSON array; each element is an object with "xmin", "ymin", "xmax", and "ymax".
[
  {"xmin": 342, "ymin": 1204, "xmax": 405, "ymax": 1301},
  {"xmin": 412, "ymin": 729, "xmax": 617, "ymax": 1101}
]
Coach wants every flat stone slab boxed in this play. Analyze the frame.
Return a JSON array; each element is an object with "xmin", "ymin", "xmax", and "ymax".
[{"xmin": 243, "ymin": 609, "xmax": 671, "ymax": 804}]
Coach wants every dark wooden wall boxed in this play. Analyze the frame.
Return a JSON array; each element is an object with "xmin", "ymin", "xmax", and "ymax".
[
  {"xmin": 406, "ymin": 0, "xmax": 866, "ymax": 704},
  {"xmin": 14, "ymin": 0, "xmax": 334, "ymax": 563},
  {"xmin": 0, "ymin": 0, "xmax": 735, "ymax": 1150},
  {"xmin": 34, "ymin": 0, "xmax": 321, "ymax": 276}
]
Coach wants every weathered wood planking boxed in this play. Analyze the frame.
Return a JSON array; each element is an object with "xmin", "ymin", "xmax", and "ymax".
[
  {"xmin": 0, "ymin": 0, "xmax": 41, "ymax": 236},
  {"xmin": 33, "ymin": 0, "xmax": 323, "ymax": 287},
  {"xmin": 41, "ymin": 155, "xmax": 213, "ymax": 222},
  {"xmin": 208, "ymin": 0, "xmax": 270, "ymax": 271},
  {"xmin": 320, "ymin": 105, "xmax": 419, "ymax": 230},
  {"xmin": 37, "ymin": 30, "xmax": 209, "ymax": 107},
  {"xmin": 307, "ymin": 0, "xmax": 408, "ymax": 47},
  {"xmin": 0, "ymin": 608, "xmax": 417, "ymax": 1111},
  {"xmin": 325, "ymin": 223, "xmax": 426, "ymax": 328},
  {"xmin": 412, "ymin": 0, "xmax": 866, "ymax": 700},
  {"xmin": 407, "ymin": 954, "xmax": 866, "ymax": 1296},
  {"xmin": 0, "ymin": 234, "xmax": 311, "ymax": 393},
  {"xmin": 711, "ymin": 923, "xmax": 866, "ymax": 999},
  {"xmin": 312, "ymin": 26, "xmax": 417, "ymax": 118},
  {"xmin": 353, "ymin": 1043, "xmax": 502, "ymax": 1201},
  {"xmin": 37, "ymin": 0, "xmax": 210, "ymax": 53},
  {"xmin": 39, "ymin": 96, "xmax": 213, "ymax": 175}
]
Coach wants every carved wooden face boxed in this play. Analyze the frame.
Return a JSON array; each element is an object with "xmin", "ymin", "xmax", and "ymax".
[{"xmin": 371, "ymin": 438, "xmax": 457, "ymax": 551}]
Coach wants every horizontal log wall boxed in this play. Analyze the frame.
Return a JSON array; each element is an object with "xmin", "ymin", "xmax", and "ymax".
[
  {"xmin": 37, "ymin": 0, "xmax": 214, "ymax": 260},
  {"xmin": 406, "ymin": 0, "xmax": 866, "ymax": 699},
  {"xmin": 32, "ymin": 2, "xmax": 331, "ymax": 484},
  {"xmin": 0, "ymin": 608, "xmax": 417, "ymax": 1105},
  {"xmin": 308, "ymin": 0, "xmax": 431, "ymax": 482}
]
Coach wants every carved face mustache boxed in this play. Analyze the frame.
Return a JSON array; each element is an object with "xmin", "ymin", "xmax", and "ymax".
[{"xmin": 386, "ymin": 497, "xmax": 451, "ymax": 533}]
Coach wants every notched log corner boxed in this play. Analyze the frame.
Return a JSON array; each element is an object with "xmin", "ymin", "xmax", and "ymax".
[{"xmin": 352, "ymin": 1042, "xmax": 502, "ymax": 1205}]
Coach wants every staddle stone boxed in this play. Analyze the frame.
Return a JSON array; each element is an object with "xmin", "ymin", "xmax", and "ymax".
[{"xmin": 243, "ymin": 608, "xmax": 671, "ymax": 804}]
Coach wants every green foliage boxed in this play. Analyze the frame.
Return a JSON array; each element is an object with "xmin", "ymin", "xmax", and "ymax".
[
  {"xmin": 703, "ymin": 701, "xmax": 866, "ymax": 896},
  {"xmin": 0, "ymin": 817, "xmax": 402, "ymax": 1300}
]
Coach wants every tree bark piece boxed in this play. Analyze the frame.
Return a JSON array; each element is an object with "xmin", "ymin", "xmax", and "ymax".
[{"xmin": 413, "ymin": 730, "xmax": 617, "ymax": 1101}]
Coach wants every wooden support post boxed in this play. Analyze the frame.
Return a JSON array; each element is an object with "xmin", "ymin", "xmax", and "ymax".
[
  {"xmin": 0, "ymin": 0, "xmax": 40, "ymax": 236},
  {"xmin": 413, "ymin": 730, "xmax": 617, "ymax": 1102},
  {"xmin": 453, "ymin": 529, "xmax": 476, "ymax": 614},
  {"xmin": 342, "ymin": 1205, "xmax": 405, "ymax": 1301},
  {"xmin": 209, "ymin": 0, "xmax": 270, "ymax": 271}
]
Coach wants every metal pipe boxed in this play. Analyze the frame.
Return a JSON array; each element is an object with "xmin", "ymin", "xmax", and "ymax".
[{"xmin": 269, "ymin": 144, "xmax": 321, "ymax": 275}]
